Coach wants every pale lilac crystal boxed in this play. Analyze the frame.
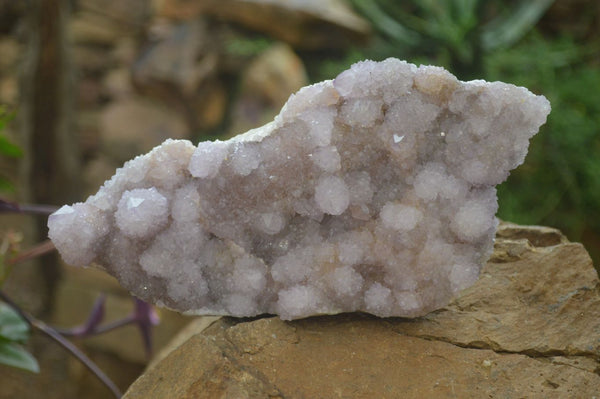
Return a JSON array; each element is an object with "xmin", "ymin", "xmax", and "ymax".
[{"xmin": 48, "ymin": 59, "xmax": 550, "ymax": 320}]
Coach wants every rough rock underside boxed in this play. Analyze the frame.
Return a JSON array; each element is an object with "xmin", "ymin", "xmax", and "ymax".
[{"xmin": 48, "ymin": 59, "xmax": 550, "ymax": 320}]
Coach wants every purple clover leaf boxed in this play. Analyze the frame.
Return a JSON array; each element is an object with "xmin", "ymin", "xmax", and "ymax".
[
  {"xmin": 57, "ymin": 295, "xmax": 160, "ymax": 359},
  {"xmin": 131, "ymin": 298, "xmax": 160, "ymax": 359}
]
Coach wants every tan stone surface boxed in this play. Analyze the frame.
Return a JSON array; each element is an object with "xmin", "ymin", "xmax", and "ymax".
[
  {"xmin": 124, "ymin": 224, "xmax": 600, "ymax": 398},
  {"xmin": 148, "ymin": 316, "xmax": 221, "ymax": 370},
  {"xmin": 394, "ymin": 223, "xmax": 600, "ymax": 357}
]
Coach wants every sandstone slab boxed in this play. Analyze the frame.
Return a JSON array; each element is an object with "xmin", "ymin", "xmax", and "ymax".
[
  {"xmin": 123, "ymin": 224, "xmax": 600, "ymax": 399},
  {"xmin": 394, "ymin": 222, "xmax": 600, "ymax": 357}
]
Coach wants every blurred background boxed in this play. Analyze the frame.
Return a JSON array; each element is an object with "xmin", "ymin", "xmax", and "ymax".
[{"xmin": 0, "ymin": 0, "xmax": 598, "ymax": 397}]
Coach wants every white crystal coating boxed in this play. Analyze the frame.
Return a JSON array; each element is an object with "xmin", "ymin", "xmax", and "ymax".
[
  {"xmin": 188, "ymin": 141, "xmax": 228, "ymax": 178},
  {"xmin": 312, "ymin": 146, "xmax": 341, "ymax": 172},
  {"xmin": 47, "ymin": 59, "xmax": 551, "ymax": 320},
  {"xmin": 314, "ymin": 175, "xmax": 350, "ymax": 215},
  {"xmin": 115, "ymin": 188, "xmax": 169, "ymax": 239},
  {"xmin": 380, "ymin": 203, "xmax": 423, "ymax": 232}
]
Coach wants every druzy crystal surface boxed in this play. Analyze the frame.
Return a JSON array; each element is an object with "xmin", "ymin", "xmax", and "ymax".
[{"xmin": 48, "ymin": 59, "xmax": 550, "ymax": 320}]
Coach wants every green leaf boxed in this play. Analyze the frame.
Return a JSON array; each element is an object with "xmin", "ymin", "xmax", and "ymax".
[
  {"xmin": 0, "ymin": 341, "xmax": 39, "ymax": 373},
  {"xmin": 0, "ymin": 134, "xmax": 22, "ymax": 158},
  {"xmin": 0, "ymin": 303, "xmax": 29, "ymax": 342},
  {"xmin": 481, "ymin": 0, "xmax": 555, "ymax": 50},
  {"xmin": 350, "ymin": 0, "xmax": 421, "ymax": 45},
  {"xmin": 225, "ymin": 37, "xmax": 272, "ymax": 57},
  {"xmin": 0, "ymin": 177, "xmax": 15, "ymax": 193},
  {"xmin": 0, "ymin": 106, "xmax": 15, "ymax": 132}
]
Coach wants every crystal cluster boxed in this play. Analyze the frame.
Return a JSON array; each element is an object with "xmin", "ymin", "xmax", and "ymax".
[{"xmin": 48, "ymin": 59, "xmax": 550, "ymax": 320}]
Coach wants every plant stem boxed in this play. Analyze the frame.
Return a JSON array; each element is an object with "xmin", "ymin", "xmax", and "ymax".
[
  {"xmin": 7, "ymin": 240, "xmax": 56, "ymax": 265},
  {"xmin": 0, "ymin": 199, "xmax": 59, "ymax": 215},
  {"xmin": 81, "ymin": 316, "xmax": 133, "ymax": 336},
  {"xmin": 56, "ymin": 316, "xmax": 133, "ymax": 338},
  {"xmin": 0, "ymin": 290, "xmax": 122, "ymax": 398},
  {"xmin": 17, "ymin": 203, "xmax": 60, "ymax": 215}
]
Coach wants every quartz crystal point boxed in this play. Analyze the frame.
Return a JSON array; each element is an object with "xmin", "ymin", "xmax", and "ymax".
[{"xmin": 48, "ymin": 59, "xmax": 550, "ymax": 320}]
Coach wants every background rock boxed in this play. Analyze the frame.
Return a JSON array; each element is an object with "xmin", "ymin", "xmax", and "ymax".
[
  {"xmin": 99, "ymin": 96, "xmax": 190, "ymax": 164},
  {"xmin": 155, "ymin": 0, "xmax": 371, "ymax": 49},
  {"xmin": 123, "ymin": 223, "xmax": 600, "ymax": 398},
  {"xmin": 242, "ymin": 43, "xmax": 307, "ymax": 108},
  {"xmin": 71, "ymin": 0, "xmax": 149, "ymax": 45},
  {"xmin": 229, "ymin": 42, "xmax": 308, "ymax": 136},
  {"xmin": 103, "ymin": 68, "xmax": 134, "ymax": 100},
  {"xmin": 132, "ymin": 18, "xmax": 228, "ymax": 131},
  {"xmin": 0, "ymin": 38, "xmax": 20, "ymax": 73},
  {"xmin": 132, "ymin": 19, "xmax": 211, "ymax": 94}
]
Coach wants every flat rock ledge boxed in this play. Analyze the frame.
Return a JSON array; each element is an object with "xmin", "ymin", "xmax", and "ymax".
[{"xmin": 124, "ymin": 223, "xmax": 600, "ymax": 399}]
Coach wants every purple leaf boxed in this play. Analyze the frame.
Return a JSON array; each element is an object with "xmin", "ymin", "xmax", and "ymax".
[
  {"xmin": 131, "ymin": 298, "xmax": 160, "ymax": 359},
  {"xmin": 58, "ymin": 294, "xmax": 106, "ymax": 337}
]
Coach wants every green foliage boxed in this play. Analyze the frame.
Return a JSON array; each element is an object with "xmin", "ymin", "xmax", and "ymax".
[
  {"xmin": 0, "ymin": 106, "xmax": 19, "ymax": 157},
  {"xmin": 481, "ymin": 0, "xmax": 556, "ymax": 50},
  {"xmin": 0, "ymin": 105, "xmax": 21, "ymax": 193},
  {"xmin": 489, "ymin": 34, "xmax": 600, "ymax": 247},
  {"xmin": 349, "ymin": 0, "xmax": 554, "ymax": 78},
  {"xmin": 0, "ymin": 232, "xmax": 38, "ymax": 373},
  {"xmin": 310, "ymin": 48, "xmax": 367, "ymax": 82},
  {"xmin": 0, "ymin": 135, "xmax": 22, "ymax": 159},
  {"xmin": 0, "ymin": 303, "xmax": 28, "ymax": 342},
  {"xmin": 0, "ymin": 303, "xmax": 39, "ymax": 373},
  {"xmin": 225, "ymin": 36, "xmax": 272, "ymax": 57}
]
